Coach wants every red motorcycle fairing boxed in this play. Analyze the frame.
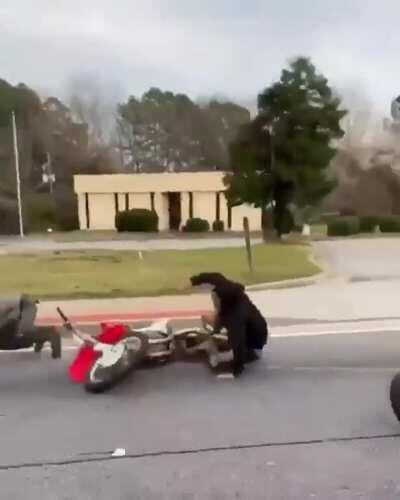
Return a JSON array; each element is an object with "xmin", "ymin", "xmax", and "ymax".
[{"xmin": 69, "ymin": 323, "xmax": 127, "ymax": 383}]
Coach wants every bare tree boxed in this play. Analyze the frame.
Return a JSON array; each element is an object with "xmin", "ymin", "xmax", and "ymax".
[{"xmin": 67, "ymin": 75, "xmax": 119, "ymax": 151}]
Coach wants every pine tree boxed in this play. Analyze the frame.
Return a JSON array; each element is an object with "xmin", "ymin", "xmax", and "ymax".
[{"xmin": 225, "ymin": 57, "xmax": 347, "ymax": 237}]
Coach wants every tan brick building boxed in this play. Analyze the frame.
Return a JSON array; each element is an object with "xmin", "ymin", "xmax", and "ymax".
[{"xmin": 74, "ymin": 172, "xmax": 261, "ymax": 232}]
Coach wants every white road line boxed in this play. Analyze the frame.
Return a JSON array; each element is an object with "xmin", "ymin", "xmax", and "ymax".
[
  {"xmin": 268, "ymin": 365, "xmax": 399, "ymax": 373},
  {"xmin": 273, "ymin": 325, "xmax": 400, "ymax": 338}
]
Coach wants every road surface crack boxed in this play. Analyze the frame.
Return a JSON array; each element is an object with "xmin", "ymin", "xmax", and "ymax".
[{"xmin": 1, "ymin": 432, "xmax": 400, "ymax": 471}]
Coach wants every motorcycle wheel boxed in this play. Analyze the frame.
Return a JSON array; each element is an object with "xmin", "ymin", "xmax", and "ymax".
[
  {"xmin": 84, "ymin": 331, "xmax": 149, "ymax": 394},
  {"xmin": 390, "ymin": 372, "xmax": 400, "ymax": 422}
]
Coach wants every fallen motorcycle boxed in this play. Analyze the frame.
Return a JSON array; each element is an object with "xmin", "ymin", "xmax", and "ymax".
[
  {"xmin": 58, "ymin": 308, "xmax": 229, "ymax": 394},
  {"xmin": 390, "ymin": 372, "xmax": 400, "ymax": 422}
]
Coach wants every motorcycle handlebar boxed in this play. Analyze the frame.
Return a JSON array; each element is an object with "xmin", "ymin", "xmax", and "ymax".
[{"xmin": 56, "ymin": 307, "xmax": 73, "ymax": 330}]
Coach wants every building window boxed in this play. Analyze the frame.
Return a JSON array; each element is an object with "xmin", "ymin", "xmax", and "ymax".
[
  {"xmin": 85, "ymin": 193, "xmax": 90, "ymax": 229},
  {"xmin": 189, "ymin": 192, "xmax": 193, "ymax": 218},
  {"xmin": 216, "ymin": 192, "xmax": 221, "ymax": 221},
  {"xmin": 114, "ymin": 193, "xmax": 119, "ymax": 214},
  {"xmin": 125, "ymin": 193, "xmax": 129, "ymax": 211},
  {"xmin": 150, "ymin": 192, "xmax": 155, "ymax": 211},
  {"xmin": 227, "ymin": 201, "xmax": 232, "ymax": 229}
]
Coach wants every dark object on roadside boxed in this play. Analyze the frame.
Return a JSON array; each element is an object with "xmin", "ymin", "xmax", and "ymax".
[
  {"xmin": 190, "ymin": 272, "xmax": 268, "ymax": 377},
  {"xmin": 212, "ymin": 220, "xmax": 224, "ymax": 232},
  {"xmin": 116, "ymin": 209, "xmax": 159, "ymax": 232},
  {"xmin": 390, "ymin": 372, "xmax": 400, "ymax": 422},
  {"xmin": 0, "ymin": 295, "xmax": 61, "ymax": 358},
  {"xmin": 183, "ymin": 218, "xmax": 210, "ymax": 232},
  {"xmin": 327, "ymin": 216, "xmax": 360, "ymax": 236}
]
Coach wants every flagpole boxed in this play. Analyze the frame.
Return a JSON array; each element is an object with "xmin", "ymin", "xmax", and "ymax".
[{"xmin": 11, "ymin": 111, "xmax": 24, "ymax": 237}]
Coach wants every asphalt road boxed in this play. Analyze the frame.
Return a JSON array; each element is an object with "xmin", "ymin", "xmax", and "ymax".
[
  {"xmin": 1, "ymin": 331, "xmax": 400, "ymax": 499},
  {"xmin": 314, "ymin": 239, "xmax": 400, "ymax": 282}
]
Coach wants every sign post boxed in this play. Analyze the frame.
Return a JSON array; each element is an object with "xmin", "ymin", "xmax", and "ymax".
[{"xmin": 243, "ymin": 217, "xmax": 253, "ymax": 273}]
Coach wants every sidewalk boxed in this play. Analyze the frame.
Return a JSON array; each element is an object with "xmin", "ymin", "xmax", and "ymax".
[
  {"xmin": 37, "ymin": 293, "xmax": 214, "ymax": 324},
  {"xmin": 37, "ymin": 277, "xmax": 400, "ymax": 326}
]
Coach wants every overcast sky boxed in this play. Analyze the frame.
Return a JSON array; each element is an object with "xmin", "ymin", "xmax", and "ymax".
[{"xmin": 0, "ymin": 0, "xmax": 398, "ymax": 115}]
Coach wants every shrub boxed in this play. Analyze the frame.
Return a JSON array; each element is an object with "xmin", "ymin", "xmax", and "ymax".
[
  {"xmin": 54, "ymin": 189, "xmax": 79, "ymax": 232},
  {"xmin": 0, "ymin": 205, "xmax": 19, "ymax": 234},
  {"xmin": 212, "ymin": 220, "xmax": 224, "ymax": 232},
  {"xmin": 359, "ymin": 216, "xmax": 382, "ymax": 233},
  {"xmin": 57, "ymin": 211, "xmax": 79, "ymax": 232},
  {"xmin": 116, "ymin": 209, "xmax": 158, "ymax": 232},
  {"xmin": 379, "ymin": 216, "xmax": 400, "ymax": 233},
  {"xmin": 327, "ymin": 216, "xmax": 360, "ymax": 236},
  {"xmin": 25, "ymin": 194, "xmax": 58, "ymax": 233},
  {"xmin": 183, "ymin": 218, "xmax": 210, "ymax": 232},
  {"xmin": 274, "ymin": 207, "xmax": 295, "ymax": 236}
]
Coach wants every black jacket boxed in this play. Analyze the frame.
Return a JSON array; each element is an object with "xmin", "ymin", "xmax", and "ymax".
[{"xmin": 190, "ymin": 273, "xmax": 268, "ymax": 375}]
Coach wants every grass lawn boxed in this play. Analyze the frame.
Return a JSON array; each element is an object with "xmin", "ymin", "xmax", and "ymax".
[{"xmin": 0, "ymin": 244, "xmax": 319, "ymax": 299}]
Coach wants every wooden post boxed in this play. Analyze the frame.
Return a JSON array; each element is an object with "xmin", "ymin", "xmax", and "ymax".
[
  {"xmin": 12, "ymin": 111, "xmax": 24, "ymax": 237},
  {"xmin": 243, "ymin": 217, "xmax": 253, "ymax": 273}
]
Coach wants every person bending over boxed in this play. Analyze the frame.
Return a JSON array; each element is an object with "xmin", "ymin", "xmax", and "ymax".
[{"xmin": 190, "ymin": 272, "xmax": 268, "ymax": 377}]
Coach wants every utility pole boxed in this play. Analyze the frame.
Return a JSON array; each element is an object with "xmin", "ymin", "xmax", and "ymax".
[
  {"xmin": 11, "ymin": 111, "xmax": 24, "ymax": 237},
  {"xmin": 50, "ymin": 161, "xmax": 54, "ymax": 194},
  {"xmin": 42, "ymin": 152, "xmax": 55, "ymax": 194}
]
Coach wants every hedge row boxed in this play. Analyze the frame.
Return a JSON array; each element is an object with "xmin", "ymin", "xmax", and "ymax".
[
  {"xmin": 116, "ymin": 209, "xmax": 159, "ymax": 232},
  {"xmin": 182, "ymin": 218, "xmax": 210, "ymax": 232},
  {"xmin": 17, "ymin": 193, "xmax": 79, "ymax": 234},
  {"xmin": 327, "ymin": 215, "xmax": 400, "ymax": 236},
  {"xmin": 115, "ymin": 210, "xmax": 225, "ymax": 233},
  {"xmin": 327, "ymin": 216, "xmax": 360, "ymax": 236}
]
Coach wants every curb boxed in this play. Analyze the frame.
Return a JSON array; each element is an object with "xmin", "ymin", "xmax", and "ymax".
[
  {"xmin": 245, "ymin": 273, "xmax": 323, "ymax": 291},
  {"xmin": 246, "ymin": 247, "xmax": 326, "ymax": 291}
]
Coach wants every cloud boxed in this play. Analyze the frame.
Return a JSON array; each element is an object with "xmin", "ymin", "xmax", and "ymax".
[{"xmin": 0, "ymin": 0, "xmax": 399, "ymax": 116}]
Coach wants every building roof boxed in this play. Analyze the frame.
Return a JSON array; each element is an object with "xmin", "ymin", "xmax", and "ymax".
[{"xmin": 74, "ymin": 171, "xmax": 228, "ymax": 194}]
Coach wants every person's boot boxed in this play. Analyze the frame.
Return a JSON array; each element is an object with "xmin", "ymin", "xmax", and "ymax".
[{"xmin": 33, "ymin": 327, "xmax": 62, "ymax": 359}]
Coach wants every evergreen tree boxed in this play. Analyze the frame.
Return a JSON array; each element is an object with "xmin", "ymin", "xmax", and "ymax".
[{"xmin": 225, "ymin": 57, "xmax": 347, "ymax": 237}]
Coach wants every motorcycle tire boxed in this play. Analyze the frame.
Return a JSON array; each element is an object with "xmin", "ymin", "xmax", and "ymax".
[
  {"xmin": 84, "ymin": 331, "xmax": 149, "ymax": 394},
  {"xmin": 390, "ymin": 372, "xmax": 400, "ymax": 422}
]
